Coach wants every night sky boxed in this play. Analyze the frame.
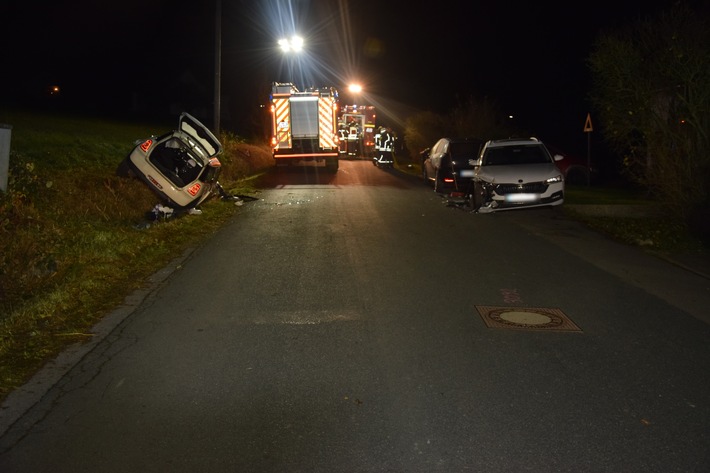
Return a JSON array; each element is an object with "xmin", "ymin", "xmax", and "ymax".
[{"xmin": 0, "ymin": 0, "xmax": 697, "ymax": 152}]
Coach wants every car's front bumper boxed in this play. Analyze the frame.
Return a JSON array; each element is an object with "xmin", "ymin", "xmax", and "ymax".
[{"xmin": 479, "ymin": 182, "xmax": 564, "ymax": 212}]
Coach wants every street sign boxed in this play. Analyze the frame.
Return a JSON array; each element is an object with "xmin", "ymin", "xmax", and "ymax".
[{"xmin": 583, "ymin": 113, "xmax": 593, "ymax": 133}]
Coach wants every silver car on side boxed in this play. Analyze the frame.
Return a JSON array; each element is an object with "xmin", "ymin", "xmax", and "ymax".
[
  {"xmin": 469, "ymin": 137, "xmax": 564, "ymax": 213},
  {"xmin": 117, "ymin": 112, "xmax": 223, "ymax": 211}
]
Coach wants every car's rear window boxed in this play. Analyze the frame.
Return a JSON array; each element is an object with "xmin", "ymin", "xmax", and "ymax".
[
  {"xmin": 450, "ymin": 141, "xmax": 481, "ymax": 158},
  {"xmin": 483, "ymin": 145, "xmax": 551, "ymax": 165}
]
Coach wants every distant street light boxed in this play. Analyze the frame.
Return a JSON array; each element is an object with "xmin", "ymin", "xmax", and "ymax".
[{"xmin": 348, "ymin": 84, "xmax": 363, "ymax": 94}]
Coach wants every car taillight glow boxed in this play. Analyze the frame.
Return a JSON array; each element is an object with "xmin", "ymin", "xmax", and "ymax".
[
  {"xmin": 140, "ymin": 139, "xmax": 153, "ymax": 153},
  {"xmin": 444, "ymin": 178, "xmax": 454, "ymax": 183},
  {"xmin": 187, "ymin": 182, "xmax": 201, "ymax": 196}
]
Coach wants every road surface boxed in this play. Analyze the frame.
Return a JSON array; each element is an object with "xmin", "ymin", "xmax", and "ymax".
[{"xmin": 1, "ymin": 160, "xmax": 708, "ymax": 472}]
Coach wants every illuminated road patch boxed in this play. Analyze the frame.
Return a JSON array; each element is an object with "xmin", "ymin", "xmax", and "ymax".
[{"xmin": 476, "ymin": 306, "xmax": 582, "ymax": 332}]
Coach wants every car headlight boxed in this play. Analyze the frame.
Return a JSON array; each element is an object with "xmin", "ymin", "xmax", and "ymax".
[{"xmin": 545, "ymin": 174, "xmax": 563, "ymax": 184}]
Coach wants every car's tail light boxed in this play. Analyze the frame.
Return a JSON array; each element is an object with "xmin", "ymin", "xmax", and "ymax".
[
  {"xmin": 187, "ymin": 182, "xmax": 201, "ymax": 196},
  {"xmin": 139, "ymin": 139, "xmax": 153, "ymax": 153}
]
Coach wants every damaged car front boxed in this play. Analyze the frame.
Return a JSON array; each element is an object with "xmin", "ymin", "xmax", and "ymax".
[{"xmin": 470, "ymin": 138, "xmax": 564, "ymax": 213}]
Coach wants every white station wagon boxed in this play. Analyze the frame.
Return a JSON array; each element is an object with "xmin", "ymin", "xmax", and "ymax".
[{"xmin": 470, "ymin": 137, "xmax": 564, "ymax": 213}]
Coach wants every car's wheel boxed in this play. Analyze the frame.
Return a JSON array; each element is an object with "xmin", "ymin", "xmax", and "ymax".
[
  {"xmin": 468, "ymin": 181, "xmax": 485, "ymax": 210},
  {"xmin": 433, "ymin": 168, "xmax": 445, "ymax": 193},
  {"xmin": 325, "ymin": 157, "xmax": 339, "ymax": 173},
  {"xmin": 116, "ymin": 156, "xmax": 134, "ymax": 178}
]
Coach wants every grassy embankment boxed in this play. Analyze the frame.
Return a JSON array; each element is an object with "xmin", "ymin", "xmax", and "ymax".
[{"xmin": 0, "ymin": 110, "xmax": 272, "ymax": 403}]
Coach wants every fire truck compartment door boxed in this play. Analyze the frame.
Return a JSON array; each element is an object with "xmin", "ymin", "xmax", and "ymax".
[{"xmin": 290, "ymin": 97, "xmax": 319, "ymax": 138}]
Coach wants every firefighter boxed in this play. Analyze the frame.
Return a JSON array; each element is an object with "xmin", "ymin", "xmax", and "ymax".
[
  {"xmin": 375, "ymin": 126, "xmax": 394, "ymax": 168},
  {"xmin": 337, "ymin": 123, "xmax": 348, "ymax": 156},
  {"xmin": 347, "ymin": 120, "xmax": 360, "ymax": 157},
  {"xmin": 373, "ymin": 127, "xmax": 382, "ymax": 165}
]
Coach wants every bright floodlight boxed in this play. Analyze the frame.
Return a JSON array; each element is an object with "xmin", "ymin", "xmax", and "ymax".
[
  {"xmin": 348, "ymin": 84, "xmax": 362, "ymax": 94},
  {"xmin": 291, "ymin": 36, "xmax": 304, "ymax": 51},
  {"xmin": 279, "ymin": 35, "xmax": 304, "ymax": 53}
]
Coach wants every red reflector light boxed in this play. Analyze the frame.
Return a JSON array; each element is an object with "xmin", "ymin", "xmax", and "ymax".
[
  {"xmin": 443, "ymin": 178, "xmax": 454, "ymax": 183},
  {"xmin": 140, "ymin": 139, "xmax": 153, "ymax": 152},
  {"xmin": 187, "ymin": 182, "xmax": 201, "ymax": 196}
]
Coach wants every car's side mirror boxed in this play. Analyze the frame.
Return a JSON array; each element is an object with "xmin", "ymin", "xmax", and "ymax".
[{"xmin": 553, "ymin": 154, "xmax": 564, "ymax": 161}]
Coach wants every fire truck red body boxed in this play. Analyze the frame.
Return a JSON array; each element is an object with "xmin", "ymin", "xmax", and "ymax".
[{"xmin": 270, "ymin": 82, "xmax": 340, "ymax": 172}]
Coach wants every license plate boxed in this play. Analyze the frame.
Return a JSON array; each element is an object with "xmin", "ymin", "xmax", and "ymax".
[
  {"xmin": 459, "ymin": 169, "xmax": 475, "ymax": 177},
  {"xmin": 505, "ymin": 193, "xmax": 538, "ymax": 203}
]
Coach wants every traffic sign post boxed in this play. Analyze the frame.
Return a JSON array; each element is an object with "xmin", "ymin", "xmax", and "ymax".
[{"xmin": 583, "ymin": 113, "xmax": 593, "ymax": 186}]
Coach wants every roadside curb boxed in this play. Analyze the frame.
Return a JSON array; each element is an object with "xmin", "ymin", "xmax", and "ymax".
[
  {"xmin": 0, "ymin": 247, "xmax": 197, "ymax": 439},
  {"xmin": 564, "ymin": 204, "xmax": 665, "ymax": 218}
]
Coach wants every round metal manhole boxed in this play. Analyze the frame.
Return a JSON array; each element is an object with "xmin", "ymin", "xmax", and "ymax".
[
  {"xmin": 497, "ymin": 310, "xmax": 553, "ymax": 326},
  {"xmin": 476, "ymin": 306, "xmax": 582, "ymax": 332}
]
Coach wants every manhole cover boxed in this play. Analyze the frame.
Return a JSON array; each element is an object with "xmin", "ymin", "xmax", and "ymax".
[{"xmin": 476, "ymin": 306, "xmax": 582, "ymax": 332}]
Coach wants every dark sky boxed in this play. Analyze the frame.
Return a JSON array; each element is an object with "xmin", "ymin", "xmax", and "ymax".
[{"xmin": 0, "ymin": 0, "xmax": 696, "ymax": 151}]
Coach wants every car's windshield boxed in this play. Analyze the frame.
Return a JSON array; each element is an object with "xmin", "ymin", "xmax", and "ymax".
[{"xmin": 482, "ymin": 145, "xmax": 551, "ymax": 166}]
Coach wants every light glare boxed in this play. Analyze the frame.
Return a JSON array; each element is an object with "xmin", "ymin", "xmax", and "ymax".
[{"xmin": 279, "ymin": 35, "xmax": 304, "ymax": 53}]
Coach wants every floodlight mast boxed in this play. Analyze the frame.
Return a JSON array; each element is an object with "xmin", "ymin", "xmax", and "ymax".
[{"xmin": 279, "ymin": 35, "xmax": 305, "ymax": 89}]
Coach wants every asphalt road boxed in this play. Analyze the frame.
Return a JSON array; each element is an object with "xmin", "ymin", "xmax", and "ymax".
[{"xmin": 1, "ymin": 160, "xmax": 709, "ymax": 472}]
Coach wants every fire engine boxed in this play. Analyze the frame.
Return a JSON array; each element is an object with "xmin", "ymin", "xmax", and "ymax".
[
  {"xmin": 269, "ymin": 82, "xmax": 340, "ymax": 172},
  {"xmin": 340, "ymin": 104, "xmax": 377, "ymax": 159}
]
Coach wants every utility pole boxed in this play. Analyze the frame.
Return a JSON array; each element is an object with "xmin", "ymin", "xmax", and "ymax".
[{"xmin": 213, "ymin": 0, "xmax": 222, "ymax": 136}]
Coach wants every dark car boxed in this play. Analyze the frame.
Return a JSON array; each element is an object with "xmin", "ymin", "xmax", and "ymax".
[{"xmin": 421, "ymin": 138, "xmax": 485, "ymax": 194}]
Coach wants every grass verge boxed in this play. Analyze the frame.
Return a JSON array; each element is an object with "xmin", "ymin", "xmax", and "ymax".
[{"xmin": 0, "ymin": 109, "xmax": 272, "ymax": 403}]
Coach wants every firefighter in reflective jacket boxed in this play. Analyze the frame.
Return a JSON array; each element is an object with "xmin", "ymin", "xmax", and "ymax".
[
  {"xmin": 374, "ymin": 126, "xmax": 394, "ymax": 167},
  {"xmin": 337, "ymin": 123, "xmax": 348, "ymax": 155},
  {"xmin": 347, "ymin": 120, "xmax": 360, "ymax": 157}
]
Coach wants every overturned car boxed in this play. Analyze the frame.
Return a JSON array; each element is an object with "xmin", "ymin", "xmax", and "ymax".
[{"xmin": 117, "ymin": 112, "xmax": 229, "ymax": 214}]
